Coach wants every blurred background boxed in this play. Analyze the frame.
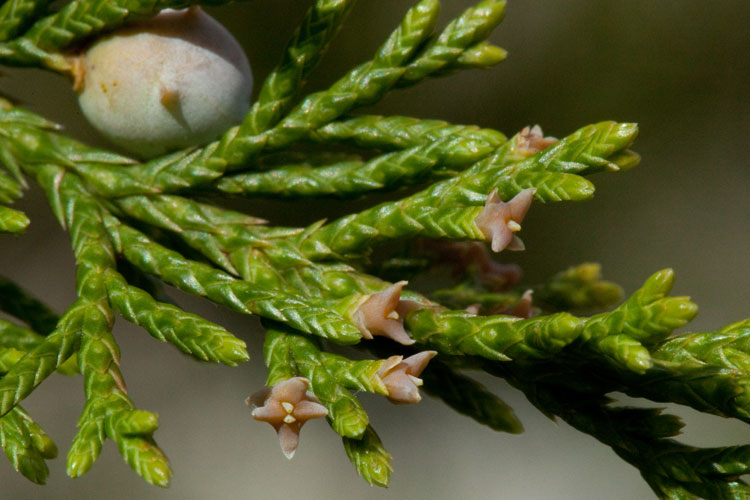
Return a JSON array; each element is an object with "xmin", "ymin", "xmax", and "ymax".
[{"xmin": 1, "ymin": 0, "xmax": 749, "ymax": 498}]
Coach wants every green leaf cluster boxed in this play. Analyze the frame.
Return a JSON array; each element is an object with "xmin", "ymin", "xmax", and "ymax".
[{"xmin": 0, "ymin": 0, "xmax": 747, "ymax": 497}]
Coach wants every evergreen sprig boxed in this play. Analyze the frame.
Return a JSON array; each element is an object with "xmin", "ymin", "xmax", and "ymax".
[
  {"xmin": 420, "ymin": 357, "xmax": 523, "ymax": 433},
  {"xmin": 0, "ymin": 205, "xmax": 28, "ymax": 233},
  {"xmin": 0, "ymin": 405, "xmax": 57, "ymax": 484},
  {"xmin": 343, "ymin": 425, "xmax": 392, "ymax": 488},
  {"xmin": 509, "ymin": 380, "xmax": 750, "ymax": 499},
  {"xmin": 240, "ymin": 0, "xmax": 356, "ymax": 135},
  {"xmin": 0, "ymin": 0, "xmax": 746, "ymax": 497},
  {"xmin": 105, "ymin": 269, "xmax": 249, "ymax": 366}
]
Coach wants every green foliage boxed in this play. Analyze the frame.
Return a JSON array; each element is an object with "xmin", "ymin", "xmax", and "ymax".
[
  {"xmin": 215, "ymin": 125, "xmax": 504, "ymax": 198},
  {"xmin": 535, "ymin": 263, "xmax": 623, "ymax": 311},
  {"xmin": 506, "ymin": 379, "xmax": 750, "ymax": 499},
  {"xmin": 105, "ymin": 269, "xmax": 249, "ymax": 366},
  {"xmin": 0, "ymin": 406, "xmax": 57, "ymax": 484},
  {"xmin": 343, "ymin": 425, "xmax": 392, "ymax": 488},
  {"xmin": 241, "ymin": 0, "xmax": 356, "ymax": 135},
  {"xmin": 406, "ymin": 308, "xmax": 583, "ymax": 361},
  {"xmin": 0, "ymin": 0, "xmax": 54, "ymax": 42},
  {"xmin": 0, "ymin": 205, "xmax": 28, "ymax": 233},
  {"xmin": 420, "ymin": 358, "xmax": 523, "ymax": 433},
  {"xmin": 0, "ymin": 0, "xmax": 746, "ymax": 497}
]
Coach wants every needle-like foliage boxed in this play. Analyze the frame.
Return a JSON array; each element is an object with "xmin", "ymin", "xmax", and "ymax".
[{"xmin": 0, "ymin": 0, "xmax": 746, "ymax": 497}]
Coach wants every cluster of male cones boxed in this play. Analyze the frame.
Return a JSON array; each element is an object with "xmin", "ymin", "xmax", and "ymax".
[{"xmin": 248, "ymin": 184, "xmax": 536, "ymax": 457}]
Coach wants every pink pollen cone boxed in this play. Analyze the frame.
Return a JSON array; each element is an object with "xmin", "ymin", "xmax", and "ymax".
[
  {"xmin": 475, "ymin": 188, "xmax": 536, "ymax": 253},
  {"xmin": 354, "ymin": 281, "xmax": 418, "ymax": 345},
  {"xmin": 247, "ymin": 377, "xmax": 327, "ymax": 459},
  {"xmin": 377, "ymin": 351, "xmax": 437, "ymax": 404}
]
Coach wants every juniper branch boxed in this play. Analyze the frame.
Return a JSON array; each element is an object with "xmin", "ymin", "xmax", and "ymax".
[
  {"xmin": 419, "ymin": 357, "xmax": 523, "ymax": 433},
  {"xmin": 580, "ymin": 269, "xmax": 698, "ymax": 373},
  {"xmin": 113, "ymin": 193, "xmax": 267, "ymax": 274},
  {"xmin": 262, "ymin": 325, "xmax": 298, "ymax": 386},
  {"xmin": 510, "ymin": 381, "xmax": 750, "ymax": 499},
  {"xmin": 535, "ymin": 263, "xmax": 623, "ymax": 312},
  {"xmin": 620, "ymin": 320, "xmax": 750, "ymax": 422},
  {"xmin": 467, "ymin": 304, "xmax": 748, "ymax": 429},
  {"xmin": 0, "ymin": 205, "xmax": 28, "ymax": 233},
  {"xmin": 106, "ymin": 219, "xmax": 363, "ymax": 343},
  {"xmin": 46, "ymin": 0, "xmax": 508, "ymax": 198},
  {"xmin": 0, "ymin": 405, "xmax": 57, "ymax": 484},
  {"xmin": 0, "ymin": 318, "xmax": 77, "ymax": 375},
  {"xmin": 398, "ymin": 0, "xmax": 506, "ymax": 86},
  {"xmin": 111, "ymin": 192, "xmax": 441, "ymax": 334},
  {"xmin": 427, "ymin": 121, "xmax": 638, "ymax": 208},
  {"xmin": 309, "ymin": 114, "xmax": 506, "ymax": 154},
  {"xmin": 25, "ymin": 164, "xmax": 172, "ymax": 486},
  {"xmin": 343, "ymin": 425, "xmax": 392, "ymax": 488},
  {"xmin": 105, "ymin": 268, "xmax": 249, "ymax": 366},
  {"xmin": 0, "ymin": 168, "xmax": 21, "ymax": 202},
  {"xmin": 258, "ymin": 324, "xmax": 394, "ymax": 487},
  {"xmin": 297, "ymin": 121, "xmax": 637, "ymax": 258},
  {"xmin": 317, "ymin": 351, "xmax": 387, "ymax": 395},
  {"xmin": 0, "ymin": 0, "xmax": 54, "ymax": 42},
  {"xmin": 429, "ymin": 261, "xmax": 623, "ymax": 315},
  {"xmin": 406, "ymin": 309, "xmax": 582, "ymax": 361},
  {"xmin": 110, "ymin": 184, "xmax": 648, "ymax": 378},
  {"xmin": 215, "ymin": 132, "xmax": 504, "ymax": 198},
  {"xmin": 0, "ymin": 320, "xmax": 44, "ymax": 350},
  {"xmin": 1, "ymin": 0, "xmax": 745, "ymax": 495},
  {"xmin": 430, "ymin": 282, "xmax": 522, "ymax": 311},
  {"xmin": 240, "ymin": 0, "xmax": 356, "ymax": 135},
  {"xmin": 216, "ymin": 112, "xmax": 511, "ymax": 199},
  {"xmin": 0, "ymin": 323, "xmax": 77, "ymax": 416}
]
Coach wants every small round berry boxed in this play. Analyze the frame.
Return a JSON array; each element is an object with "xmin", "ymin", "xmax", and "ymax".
[{"xmin": 74, "ymin": 7, "xmax": 252, "ymax": 158}]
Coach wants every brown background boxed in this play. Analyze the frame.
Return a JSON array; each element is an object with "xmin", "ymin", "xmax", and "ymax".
[{"xmin": 1, "ymin": 0, "xmax": 749, "ymax": 498}]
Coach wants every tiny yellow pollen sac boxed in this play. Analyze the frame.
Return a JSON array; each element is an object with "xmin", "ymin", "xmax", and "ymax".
[
  {"xmin": 281, "ymin": 402, "xmax": 295, "ymax": 413},
  {"xmin": 507, "ymin": 220, "xmax": 522, "ymax": 232}
]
